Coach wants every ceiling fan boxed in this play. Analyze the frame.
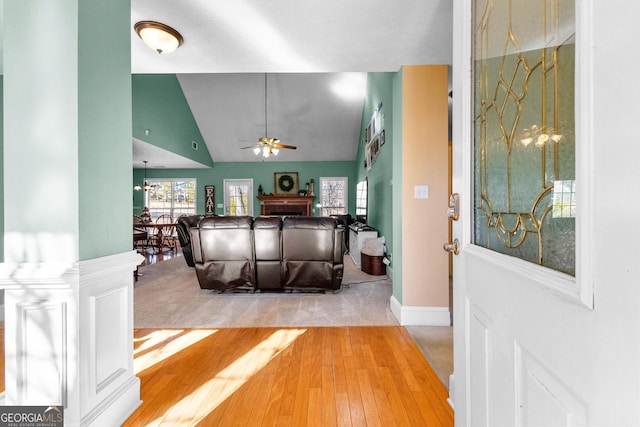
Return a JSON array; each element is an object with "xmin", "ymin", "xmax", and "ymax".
[{"xmin": 241, "ymin": 73, "xmax": 297, "ymax": 158}]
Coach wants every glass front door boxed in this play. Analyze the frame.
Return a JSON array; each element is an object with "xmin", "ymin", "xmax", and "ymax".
[{"xmin": 473, "ymin": 0, "xmax": 576, "ymax": 275}]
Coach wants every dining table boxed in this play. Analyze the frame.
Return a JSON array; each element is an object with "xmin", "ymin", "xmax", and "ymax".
[{"xmin": 133, "ymin": 221, "xmax": 177, "ymax": 252}]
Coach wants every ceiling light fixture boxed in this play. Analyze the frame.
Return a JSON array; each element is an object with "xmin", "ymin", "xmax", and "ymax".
[
  {"xmin": 258, "ymin": 74, "xmax": 276, "ymax": 158},
  {"xmin": 134, "ymin": 160, "xmax": 152, "ymax": 191},
  {"xmin": 134, "ymin": 21, "xmax": 184, "ymax": 54},
  {"xmin": 241, "ymin": 74, "xmax": 296, "ymax": 158}
]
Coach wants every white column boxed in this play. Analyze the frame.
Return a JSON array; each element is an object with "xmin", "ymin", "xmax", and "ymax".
[{"xmin": 2, "ymin": 1, "xmax": 143, "ymax": 425}]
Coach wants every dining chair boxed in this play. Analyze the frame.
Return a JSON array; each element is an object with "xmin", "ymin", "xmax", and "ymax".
[
  {"xmin": 152, "ymin": 214, "xmax": 175, "ymax": 252},
  {"xmin": 133, "ymin": 215, "xmax": 148, "ymax": 251}
]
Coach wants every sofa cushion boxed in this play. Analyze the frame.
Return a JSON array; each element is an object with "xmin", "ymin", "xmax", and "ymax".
[
  {"xmin": 253, "ymin": 216, "xmax": 283, "ymax": 290},
  {"xmin": 254, "ymin": 216, "xmax": 282, "ymax": 260},
  {"xmin": 282, "ymin": 217, "xmax": 338, "ymax": 261}
]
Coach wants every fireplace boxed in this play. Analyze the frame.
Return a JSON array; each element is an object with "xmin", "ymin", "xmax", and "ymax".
[{"xmin": 257, "ymin": 195, "xmax": 315, "ymax": 216}]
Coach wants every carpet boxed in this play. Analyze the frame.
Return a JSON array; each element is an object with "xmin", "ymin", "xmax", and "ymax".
[{"xmin": 134, "ymin": 255, "xmax": 399, "ymax": 328}]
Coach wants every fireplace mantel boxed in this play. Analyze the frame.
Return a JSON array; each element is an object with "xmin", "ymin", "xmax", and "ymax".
[{"xmin": 257, "ymin": 195, "xmax": 315, "ymax": 216}]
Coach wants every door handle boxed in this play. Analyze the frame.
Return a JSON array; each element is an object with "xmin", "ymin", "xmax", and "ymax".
[{"xmin": 443, "ymin": 238, "xmax": 460, "ymax": 255}]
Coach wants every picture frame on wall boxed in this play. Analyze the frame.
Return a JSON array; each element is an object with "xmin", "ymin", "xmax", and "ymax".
[{"xmin": 274, "ymin": 172, "xmax": 299, "ymax": 195}]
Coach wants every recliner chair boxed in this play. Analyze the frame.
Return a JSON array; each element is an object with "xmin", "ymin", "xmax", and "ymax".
[
  {"xmin": 190, "ymin": 216, "xmax": 256, "ymax": 291},
  {"xmin": 175, "ymin": 214, "xmax": 205, "ymax": 267}
]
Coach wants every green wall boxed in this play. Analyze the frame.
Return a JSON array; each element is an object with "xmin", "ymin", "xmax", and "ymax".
[
  {"xmin": 133, "ymin": 161, "xmax": 356, "ymax": 216},
  {"xmin": 355, "ymin": 73, "xmax": 396, "ymax": 264},
  {"xmin": 78, "ymin": 0, "xmax": 133, "ymax": 259},
  {"xmin": 132, "ymin": 74, "xmax": 213, "ymax": 167},
  {"xmin": 0, "ymin": 76, "xmax": 3, "ymax": 262},
  {"xmin": 4, "ymin": 0, "xmax": 131, "ymax": 262}
]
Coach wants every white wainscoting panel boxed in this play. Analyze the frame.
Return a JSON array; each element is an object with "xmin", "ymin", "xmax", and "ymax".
[
  {"xmin": 0, "ymin": 250, "xmax": 143, "ymax": 427},
  {"xmin": 468, "ymin": 302, "xmax": 491, "ymax": 427},
  {"xmin": 15, "ymin": 299, "xmax": 68, "ymax": 406},
  {"xmin": 515, "ymin": 343, "xmax": 588, "ymax": 427},
  {"xmin": 79, "ymin": 251, "xmax": 143, "ymax": 426}
]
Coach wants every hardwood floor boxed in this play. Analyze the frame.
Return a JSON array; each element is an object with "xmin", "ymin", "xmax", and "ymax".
[
  {"xmin": 123, "ymin": 326, "xmax": 453, "ymax": 426},
  {"xmin": 129, "ymin": 248, "xmax": 453, "ymax": 425},
  {"xmin": 138, "ymin": 246, "xmax": 183, "ymax": 266}
]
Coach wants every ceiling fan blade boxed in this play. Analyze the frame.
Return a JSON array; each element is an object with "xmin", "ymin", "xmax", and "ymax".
[
  {"xmin": 259, "ymin": 137, "xmax": 279, "ymax": 145},
  {"xmin": 240, "ymin": 145, "xmax": 259, "ymax": 149},
  {"xmin": 272, "ymin": 143, "xmax": 297, "ymax": 150}
]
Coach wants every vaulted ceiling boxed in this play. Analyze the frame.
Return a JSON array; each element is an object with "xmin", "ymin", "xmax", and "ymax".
[{"xmin": 131, "ymin": 0, "xmax": 453, "ymax": 167}]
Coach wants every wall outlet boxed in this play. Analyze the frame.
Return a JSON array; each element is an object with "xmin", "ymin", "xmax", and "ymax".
[{"xmin": 382, "ymin": 257, "xmax": 391, "ymax": 266}]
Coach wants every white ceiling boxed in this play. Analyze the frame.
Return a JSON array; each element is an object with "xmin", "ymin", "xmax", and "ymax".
[{"xmin": 131, "ymin": 0, "xmax": 453, "ymax": 167}]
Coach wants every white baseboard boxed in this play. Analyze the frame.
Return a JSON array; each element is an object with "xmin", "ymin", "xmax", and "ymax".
[
  {"xmin": 390, "ymin": 295, "xmax": 451, "ymax": 326},
  {"xmin": 447, "ymin": 374, "xmax": 455, "ymax": 409},
  {"xmin": 82, "ymin": 376, "xmax": 141, "ymax": 427}
]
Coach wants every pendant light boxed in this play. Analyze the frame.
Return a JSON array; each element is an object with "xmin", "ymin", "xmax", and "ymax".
[{"xmin": 134, "ymin": 160, "xmax": 152, "ymax": 191}]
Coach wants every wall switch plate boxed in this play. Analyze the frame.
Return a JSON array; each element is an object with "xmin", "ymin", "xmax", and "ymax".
[
  {"xmin": 217, "ymin": 203, "xmax": 223, "ymax": 208},
  {"xmin": 144, "ymin": 129, "xmax": 150, "ymax": 136},
  {"xmin": 414, "ymin": 185, "xmax": 429, "ymax": 199}
]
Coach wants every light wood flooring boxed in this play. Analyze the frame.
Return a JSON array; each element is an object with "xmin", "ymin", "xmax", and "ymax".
[{"xmin": 123, "ymin": 326, "xmax": 453, "ymax": 426}]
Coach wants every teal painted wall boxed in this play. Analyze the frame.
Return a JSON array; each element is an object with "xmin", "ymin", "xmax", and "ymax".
[
  {"xmin": 355, "ymin": 73, "xmax": 395, "ymax": 264},
  {"xmin": 0, "ymin": 76, "xmax": 3, "ymax": 262},
  {"xmin": 78, "ymin": 0, "xmax": 132, "ymax": 260},
  {"xmin": 133, "ymin": 161, "xmax": 356, "ymax": 216},
  {"xmin": 4, "ymin": 0, "xmax": 130, "ymax": 262},
  {"xmin": 132, "ymin": 74, "xmax": 213, "ymax": 167}
]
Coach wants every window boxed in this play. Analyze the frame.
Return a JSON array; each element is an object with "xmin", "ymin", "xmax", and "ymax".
[
  {"xmin": 145, "ymin": 179, "xmax": 197, "ymax": 220},
  {"xmin": 472, "ymin": 0, "xmax": 576, "ymax": 275},
  {"xmin": 319, "ymin": 177, "xmax": 348, "ymax": 217},
  {"xmin": 223, "ymin": 179, "xmax": 254, "ymax": 216}
]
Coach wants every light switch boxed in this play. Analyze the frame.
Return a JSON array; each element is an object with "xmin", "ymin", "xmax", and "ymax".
[
  {"xmin": 217, "ymin": 203, "xmax": 223, "ymax": 208},
  {"xmin": 414, "ymin": 185, "xmax": 429, "ymax": 199}
]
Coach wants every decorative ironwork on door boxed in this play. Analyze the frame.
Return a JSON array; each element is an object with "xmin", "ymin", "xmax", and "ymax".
[{"xmin": 473, "ymin": 0, "xmax": 576, "ymax": 275}]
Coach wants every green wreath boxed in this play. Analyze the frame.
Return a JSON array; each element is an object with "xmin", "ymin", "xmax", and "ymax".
[{"xmin": 278, "ymin": 174, "xmax": 295, "ymax": 192}]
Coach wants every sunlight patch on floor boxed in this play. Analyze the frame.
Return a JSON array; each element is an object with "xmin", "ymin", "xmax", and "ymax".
[
  {"xmin": 134, "ymin": 329, "xmax": 218, "ymax": 374},
  {"xmin": 155, "ymin": 328, "xmax": 307, "ymax": 426}
]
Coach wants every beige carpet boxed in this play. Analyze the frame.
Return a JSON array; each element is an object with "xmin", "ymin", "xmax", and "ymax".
[
  {"xmin": 134, "ymin": 255, "xmax": 398, "ymax": 328},
  {"xmin": 133, "ymin": 255, "xmax": 452, "ymax": 387}
]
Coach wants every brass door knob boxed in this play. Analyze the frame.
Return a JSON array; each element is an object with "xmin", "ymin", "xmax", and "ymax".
[{"xmin": 443, "ymin": 238, "xmax": 460, "ymax": 255}]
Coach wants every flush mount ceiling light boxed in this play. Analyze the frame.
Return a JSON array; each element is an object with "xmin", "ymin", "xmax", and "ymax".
[{"xmin": 134, "ymin": 21, "xmax": 183, "ymax": 54}]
